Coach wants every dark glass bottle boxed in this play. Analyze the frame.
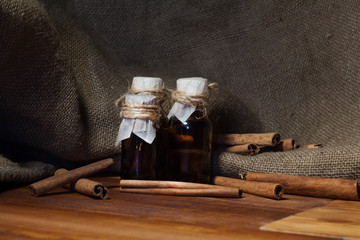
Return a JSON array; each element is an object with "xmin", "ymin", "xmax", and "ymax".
[
  {"xmin": 117, "ymin": 76, "xmax": 164, "ymax": 180},
  {"xmin": 155, "ymin": 117, "xmax": 169, "ymax": 180},
  {"xmin": 121, "ymin": 133, "xmax": 157, "ymax": 180},
  {"xmin": 165, "ymin": 110, "xmax": 212, "ymax": 183}
]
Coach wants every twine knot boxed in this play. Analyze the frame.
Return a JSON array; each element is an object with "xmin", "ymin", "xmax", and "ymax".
[
  {"xmin": 120, "ymin": 101, "xmax": 161, "ymax": 125},
  {"xmin": 115, "ymin": 87, "xmax": 169, "ymax": 125}
]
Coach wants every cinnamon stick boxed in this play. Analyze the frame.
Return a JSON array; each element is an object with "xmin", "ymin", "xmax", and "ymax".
[
  {"xmin": 213, "ymin": 176, "xmax": 283, "ymax": 199},
  {"xmin": 120, "ymin": 188, "xmax": 242, "ymax": 197},
  {"xmin": 55, "ymin": 169, "xmax": 109, "ymax": 199},
  {"xmin": 276, "ymin": 138, "xmax": 296, "ymax": 151},
  {"xmin": 260, "ymin": 138, "xmax": 296, "ymax": 152},
  {"xmin": 300, "ymin": 144, "xmax": 323, "ymax": 149},
  {"xmin": 246, "ymin": 172, "xmax": 360, "ymax": 201},
  {"xmin": 175, "ymin": 135, "xmax": 194, "ymax": 143},
  {"xmin": 120, "ymin": 179, "xmax": 222, "ymax": 189},
  {"xmin": 214, "ymin": 133, "xmax": 280, "ymax": 146},
  {"xmin": 29, "ymin": 158, "xmax": 114, "ymax": 197},
  {"xmin": 224, "ymin": 144, "xmax": 260, "ymax": 155}
]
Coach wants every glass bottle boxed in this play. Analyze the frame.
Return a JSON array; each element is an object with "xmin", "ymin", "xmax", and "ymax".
[
  {"xmin": 117, "ymin": 77, "xmax": 163, "ymax": 180},
  {"xmin": 155, "ymin": 116, "xmax": 169, "ymax": 180},
  {"xmin": 121, "ymin": 132, "xmax": 157, "ymax": 180},
  {"xmin": 165, "ymin": 77, "xmax": 213, "ymax": 183}
]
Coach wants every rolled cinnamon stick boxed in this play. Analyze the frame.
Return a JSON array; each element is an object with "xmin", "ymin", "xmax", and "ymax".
[
  {"xmin": 213, "ymin": 176, "xmax": 283, "ymax": 199},
  {"xmin": 276, "ymin": 138, "xmax": 296, "ymax": 151},
  {"xmin": 260, "ymin": 138, "xmax": 297, "ymax": 152},
  {"xmin": 246, "ymin": 172, "xmax": 360, "ymax": 201},
  {"xmin": 224, "ymin": 144, "xmax": 260, "ymax": 155},
  {"xmin": 214, "ymin": 133, "xmax": 280, "ymax": 146},
  {"xmin": 175, "ymin": 135, "xmax": 194, "ymax": 143},
  {"xmin": 300, "ymin": 144, "xmax": 323, "ymax": 149},
  {"xmin": 29, "ymin": 158, "xmax": 114, "ymax": 197},
  {"xmin": 55, "ymin": 169, "xmax": 109, "ymax": 199},
  {"xmin": 120, "ymin": 188, "xmax": 242, "ymax": 197},
  {"xmin": 120, "ymin": 179, "xmax": 222, "ymax": 189}
]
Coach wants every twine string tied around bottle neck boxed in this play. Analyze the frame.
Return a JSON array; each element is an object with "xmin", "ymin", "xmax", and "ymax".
[
  {"xmin": 115, "ymin": 87, "xmax": 169, "ymax": 125},
  {"xmin": 119, "ymin": 101, "xmax": 161, "ymax": 125}
]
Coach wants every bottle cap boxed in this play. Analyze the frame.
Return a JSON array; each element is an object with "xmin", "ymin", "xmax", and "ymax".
[
  {"xmin": 132, "ymin": 77, "xmax": 163, "ymax": 91},
  {"xmin": 176, "ymin": 77, "xmax": 208, "ymax": 95}
]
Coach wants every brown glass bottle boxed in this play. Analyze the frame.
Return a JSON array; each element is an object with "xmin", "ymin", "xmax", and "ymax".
[
  {"xmin": 121, "ymin": 133, "xmax": 157, "ymax": 180},
  {"xmin": 155, "ymin": 117, "xmax": 169, "ymax": 180},
  {"xmin": 165, "ymin": 110, "xmax": 212, "ymax": 183}
]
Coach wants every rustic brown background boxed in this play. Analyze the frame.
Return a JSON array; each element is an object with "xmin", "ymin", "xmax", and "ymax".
[{"xmin": 1, "ymin": 0, "xmax": 359, "ymax": 182}]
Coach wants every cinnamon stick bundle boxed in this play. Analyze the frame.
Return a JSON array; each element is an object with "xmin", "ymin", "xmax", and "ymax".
[
  {"xmin": 29, "ymin": 158, "xmax": 115, "ymax": 197},
  {"xmin": 246, "ymin": 172, "xmax": 360, "ymax": 201},
  {"xmin": 214, "ymin": 133, "xmax": 280, "ymax": 147},
  {"xmin": 213, "ymin": 176, "xmax": 283, "ymax": 199},
  {"xmin": 120, "ymin": 188, "xmax": 242, "ymax": 198},
  {"xmin": 55, "ymin": 169, "xmax": 109, "ymax": 199},
  {"xmin": 223, "ymin": 144, "xmax": 260, "ymax": 155}
]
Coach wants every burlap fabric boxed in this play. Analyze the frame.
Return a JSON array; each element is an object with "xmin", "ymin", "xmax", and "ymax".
[{"xmin": 1, "ymin": 0, "xmax": 359, "ymax": 183}]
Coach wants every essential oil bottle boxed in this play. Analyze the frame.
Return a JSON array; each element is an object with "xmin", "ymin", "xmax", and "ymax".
[
  {"xmin": 165, "ymin": 77, "xmax": 213, "ymax": 183},
  {"xmin": 116, "ymin": 77, "xmax": 163, "ymax": 180},
  {"xmin": 121, "ymin": 125, "xmax": 157, "ymax": 180}
]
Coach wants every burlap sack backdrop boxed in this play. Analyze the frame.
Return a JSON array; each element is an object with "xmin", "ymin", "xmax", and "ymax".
[{"xmin": 1, "ymin": 0, "xmax": 359, "ymax": 183}]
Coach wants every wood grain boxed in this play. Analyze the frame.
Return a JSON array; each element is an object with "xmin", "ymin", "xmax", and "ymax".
[
  {"xmin": 261, "ymin": 200, "xmax": 360, "ymax": 239},
  {"xmin": 0, "ymin": 176, "xmax": 336, "ymax": 239}
]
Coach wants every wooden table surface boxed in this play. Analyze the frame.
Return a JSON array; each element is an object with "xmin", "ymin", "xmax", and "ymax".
[{"xmin": 0, "ymin": 176, "xmax": 339, "ymax": 239}]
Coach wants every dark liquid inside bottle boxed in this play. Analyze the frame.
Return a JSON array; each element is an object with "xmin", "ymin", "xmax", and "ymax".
[
  {"xmin": 156, "ymin": 118, "xmax": 169, "ymax": 180},
  {"xmin": 121, "ymin": 133, "xmax": 157, "ymax": 180},
  {"xmin": 165, "ymin": 111, "xmax": 212, "ymax": 183}
]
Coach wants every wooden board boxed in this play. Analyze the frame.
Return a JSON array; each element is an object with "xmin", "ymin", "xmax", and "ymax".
[
  {"xmin": 0, "ymin": 177, "xmax": 335, "ymax": 239},
  {"xmin": 261, "ymin": 200, "xmax": 360, "ymax": 239}
]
